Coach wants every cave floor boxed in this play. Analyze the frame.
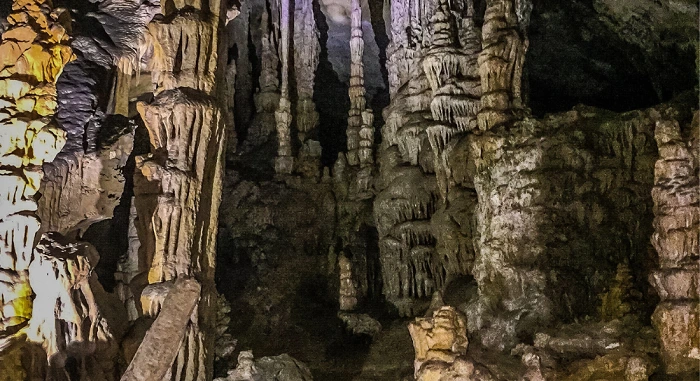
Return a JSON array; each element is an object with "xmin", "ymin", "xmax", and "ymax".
[{"xmin": 218, "ymin": 253, "xmax": 414, "ymax": 380}]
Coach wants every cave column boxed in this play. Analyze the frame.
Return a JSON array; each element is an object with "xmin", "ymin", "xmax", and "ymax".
[
  {"xmin": 0, "ymin": 0, "xmax": 73, "ymax": 357},
  {"xmin": 420, "ymin": 0, "xmax": 480, "ymax": 295},
  {"xmin": 293, "ymin": 0, "xmax": 322, "ymax": 177},
  {"xmin": 257, "ymin": 6, "xmax": 281, "ymax": 117},
  {"xmin": 423, "ymin": 0, "xmax": 480, "ymax": 198},
  {"xmin": 333, "ymin": 0, "xmax": 377, "ymax": 313},
  {"xmin": 130, "ymin": 0, "xmax": 227, "ymax": 378},
  {"xmin": 469, "ymin": 0, "xmax": 554, "ymax": 351},
  {"xmin": 477, "ymin": 0, "xmax": 529, "ymax": 131},
  {"xmin": 275, "ymin": 0, "xmax": 294, "ymax": 175},
  {"xmin": 650, "ymin": 117, "xmax": 700, "ymax": 375},
  {"xmin": 346, "ymin": 0, "xmax": 375, "ymax": 169}
]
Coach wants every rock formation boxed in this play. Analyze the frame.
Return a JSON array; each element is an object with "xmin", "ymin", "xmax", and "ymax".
[
  {"xmin": 346, "ymin": 0, "xmax": 370, "ymax": 168},
  {"xmin": 28, "ymin": 233, "xmax": 122, "ymax": 380},
  {"xmin": 127, "ymin": 0, "xmax": 227, "ymax": 378},
  {"xmin": 408, "ymin": 306, "xmax": 493, "ymax": 380},
  {"xmin": 0, "ymin": 0, "xmax": 697, "ymax": 379},
  {"xmin": 294, "ymin": 0, "xmax": 321, "ymax": 144},
  {"xmin": 650, "ymin": 115, "xmax": 700, "ymax": 375},
  {"xmin": 274, "ymin": 0, "xmax": 294, "ymax": 175},
  {"xmin": 215, "ymin": 351, "xmax": 314, "ymax": 381},
  {"xmin": 0, "ymin": 0, "xmax": 73, "ymax": 375},
  {"xmin": 293, "ymin": 0, "xmax": 320, "ymax": 169}
]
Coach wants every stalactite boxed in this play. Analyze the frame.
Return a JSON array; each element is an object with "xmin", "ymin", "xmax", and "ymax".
[
  {"xmin": 422, "ymin": 0, "xmax": 480, "ymax": 198},
  {"xmin": 274, "ymin": 0, "xmax": 294, "ymax": 175},
  {"xmin": 259, "ymin": 7, "xmax": 279, "ymax": 99},
  {"xmin": 0, "ymin": 0, "xmax": 73, "ymax": 347},
  {"xmin": 243, "ymin": 4, "xmax": 280, "ymax": 149}
]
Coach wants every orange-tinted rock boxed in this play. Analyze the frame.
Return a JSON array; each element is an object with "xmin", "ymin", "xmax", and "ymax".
[
  {"xmin": 409, "ymin": 306, "xmax": 470, "ymax": 379},
  {"xmin": 1, "ymin": 25, "xmax": 37, "ymax": 42}
]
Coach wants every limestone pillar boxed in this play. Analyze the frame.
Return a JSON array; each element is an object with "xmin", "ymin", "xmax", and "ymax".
[
  {"xmin": 293, "ymin": 0, "xmax": 320, "ymax": 141},
  {"xmin": 131, "ymin": 1, "xmax": 226, "ymax": 379},
  {"xmin": 346, "ymin": 0, "xmax": 372, "ymax": 168},
  {"xmin": 650, "ymin": 117, "xmax": 700, "ymax": 375},
  {"xmin": 275, "ymin": 0, "xmax": 294, "ymax": 175}
]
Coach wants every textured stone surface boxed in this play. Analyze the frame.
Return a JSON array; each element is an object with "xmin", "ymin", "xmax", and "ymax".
[
  {"xmin": 28, "ymin": 232, "xmax": 124, "ymax": 380},
  {"xmin": 0, "ymin": 0, "xmax": 73, "ymax": 353},
  {"xmin": 215, "ymin": 351, "xmax": 314, "ymax": 381},
  {"xmin": 1, "ymin": 0, "xmax": 698, "ymax": 379},
  {"xmin": 120, "ymin": 278, "xmax": 201, "ymax": 381},
  {"xmin": 650, "ymin": 114, "xmax": 700, "ymax": 375},
  {"xmin": 408, "ymin": 306, "xmax": 494, "ymax": 381}
]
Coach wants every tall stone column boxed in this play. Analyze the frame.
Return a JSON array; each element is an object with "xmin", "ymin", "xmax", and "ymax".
[
  {"xmin": 421, "ymin": 0, "xmax": 480, "ymax": 296},
  {"xmin": 650, "ymin": 117, "xmax": 700, "ymax": 375},
  {"xmin": 275, "ymin": 0, "xmax": 294, "ymax": 175},
  {"xmin": 346, "ymin": 0, "xmax": 371, "ymax": 168},
  {"xmin": 0, "ymin": 0, "xmax": 73, "ymax": 345},
  {"xmin": 423, "ymin": 0, "xmax": 480, "ymax": 198},
  {"xmin": 293, "ymin": 0, "xmax": 320, "ymax": 142},
  {"xmin": 469, "ymin": 0, "xmax": 548, "ymax": 351},
  {"xmin": 131, "ymin": 0, "xmax": 226, "ymax": 379}
]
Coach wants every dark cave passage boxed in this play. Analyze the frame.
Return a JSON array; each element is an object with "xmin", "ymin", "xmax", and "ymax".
[
  {"xmin": 313, "ymin": 0, "xmax": 350, "ymax": 168},
  {"xmin": 525, "ymin": 0, "xmax": 697, "ymax": 116}
]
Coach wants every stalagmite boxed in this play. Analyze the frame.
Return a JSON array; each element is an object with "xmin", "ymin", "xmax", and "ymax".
[
  {"xmin": 408, "ymin": 306, "xmax": 486, "ymax": 380},
  {"xmin": 650, "ymin": 116, "xmax": 700, "ymax": 375},
  {"xmin": 339, "ymin": 254, "xmax": 358, "ymax": 311},
  {"xmin": 27, "ymin": 233, "xmax": 120, "ymax": 379},
  {"xmin": 0, "ymin": 0, "xmax": 73, "ymax": 348},
  {"xmin": 275, "ymin": 0, "xmax": 294, "ymax": 175}
]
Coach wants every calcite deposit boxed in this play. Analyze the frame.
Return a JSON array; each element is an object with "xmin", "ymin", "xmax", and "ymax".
[
  {"xmin": 650, "ymin": 114, "xmax": 700, "ymax": 375},
  {"xmin": 0, "ymin": 0, "xmax": 697, "ymax": 379},
  {"xmin": 0, "ymin": 0, "xmax": 73, "ymax": 375}
]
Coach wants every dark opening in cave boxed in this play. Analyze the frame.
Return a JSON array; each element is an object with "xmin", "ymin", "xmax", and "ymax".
[
  {"xmin": 313, "ymin": 0, "xmax": 350, "ymax": 168},
  {"xmin": 525, "ymin": 0, "xmax": 697, "ymax": 116}
]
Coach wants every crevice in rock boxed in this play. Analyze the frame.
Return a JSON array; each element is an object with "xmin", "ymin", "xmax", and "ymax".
[{"xmin": 313, "ymin": 0, "xmax": 350, "ymax": 168}]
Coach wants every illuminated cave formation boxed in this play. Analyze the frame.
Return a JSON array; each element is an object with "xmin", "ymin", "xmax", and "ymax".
[{"xmin": 0, "ymin": 0, "xmax": 697, "ymax": 380}]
